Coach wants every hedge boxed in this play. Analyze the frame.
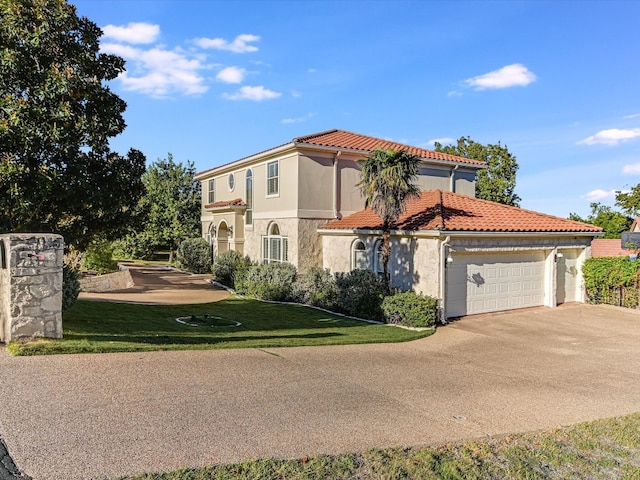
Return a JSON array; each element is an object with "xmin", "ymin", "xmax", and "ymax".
[{"xmin": 582, "ymin": 257, "xmax": 640, "ymax": 308}]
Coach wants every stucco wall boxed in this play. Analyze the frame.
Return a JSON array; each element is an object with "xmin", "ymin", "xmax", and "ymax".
[{"xmin": 321, "ymin": 233, "xmax": 441, "ymax": 297}]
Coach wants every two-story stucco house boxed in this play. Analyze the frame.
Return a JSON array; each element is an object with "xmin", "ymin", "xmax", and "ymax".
[{"xmin": 195, "ymin": 129, "xmax": 601, "ymax": 319}]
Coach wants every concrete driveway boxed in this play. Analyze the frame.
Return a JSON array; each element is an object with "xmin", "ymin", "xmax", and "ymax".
[{"xmin": 0, "ymin": 303, "xmax": 638, "ymax": 480}]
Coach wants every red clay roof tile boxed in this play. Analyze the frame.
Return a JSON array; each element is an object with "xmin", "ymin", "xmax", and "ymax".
[
  {"xmin": 320, "ymin": 190, "xmax": 603, "ymax": 233},
  {"xmin": 294, "ymin": 129, "xmax": 485, "ymax": 166},
  {"xmin": 195, "ymin": 129, "xmax": 485, "ymax": 177},
  {"xmin": 204, "ymin": 198, "xmax": 245, "ymax": 209}
]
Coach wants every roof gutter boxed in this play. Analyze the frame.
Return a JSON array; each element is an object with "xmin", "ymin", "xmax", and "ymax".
[
  {"xmin": 195, "ymin": 142, "xmax": 297, "ymax": 180},
  {"xmin": 293, "ymin": 142, "xmax": 488, "ymax": 169}
]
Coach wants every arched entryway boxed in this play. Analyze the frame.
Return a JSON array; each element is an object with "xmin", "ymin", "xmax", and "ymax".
[{"xmin": 217, "ymin": 221, "xmax": 229, "ymax": 255}]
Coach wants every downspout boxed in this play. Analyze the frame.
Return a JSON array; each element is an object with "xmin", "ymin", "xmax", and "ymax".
[
  {"xmin": 450, "ymin": 165, "xmax": 459, "ymax": 193},
  {"xmin": 333, "ymin": 150, "xmax": 342, "ymax": 219},
  {"xmin": 439, "ymin": 235, "xmax": 451, "ymax": 325}
]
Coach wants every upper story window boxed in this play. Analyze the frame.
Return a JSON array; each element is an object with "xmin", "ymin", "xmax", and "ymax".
[
  {"xmin": 228, "ymin": 173, "xmax": 235, "ymax": 191},
  {"xmin": 245, "ymin": 169, "xmax": 253, "ymax": 226},
  {"xmin": 208, "ymin": 179, "xmax": 215, "ymax": 204},
  {"xmin": 267, "ymin": 160, "xmax": 279, "ymax": 196},
  {"xmin": 262, "ymin": 222, "xmax": 288, "ymax": 263},
  {"xmin": 352, "ymin": 240, "xmax": 368, "ymax": 270}
]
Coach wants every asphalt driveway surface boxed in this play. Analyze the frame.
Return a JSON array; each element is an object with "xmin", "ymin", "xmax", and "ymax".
[{"xmin": 0, "ymin": 304, "xmax": 639, "ymax": 480}]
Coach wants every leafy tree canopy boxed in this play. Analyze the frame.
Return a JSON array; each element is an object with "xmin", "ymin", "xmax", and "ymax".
[
  {"xmin": 615, "ymin": 184, "xmax": 640, "ymax": 219},
  {"xmin": 122, "ymin": 154, "xmax": 201, "ymax": 262},
  {"xmin": 0, "ymin": 0, "xmax": 146, "ymax": 248},
  {"xmin": 434, "ymin": 136, "xmax": 520, "ymax": 206},
  {"xmin": 569, "ymin": 202, "xmax": 632, "ymax": 239}
]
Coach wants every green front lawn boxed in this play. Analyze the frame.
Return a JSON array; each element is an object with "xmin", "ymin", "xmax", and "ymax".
[
  {"xmin": 7, "ymin": 298, "xmax": 433, "ymax": 355},
  {"xmin": 116, "ymin": 413, "xmax": 640, "ymax": 479}
]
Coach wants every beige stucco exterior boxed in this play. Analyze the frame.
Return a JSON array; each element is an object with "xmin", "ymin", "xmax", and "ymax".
[
  {"xmin": 320, "ymin": 230, "xmax": 594, "ymax": 317},
  {"xmin": 197, "ymin": 142, "xmax": 478, "ymax": 270}
]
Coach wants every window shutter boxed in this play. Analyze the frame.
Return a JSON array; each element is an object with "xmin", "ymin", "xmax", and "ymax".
[{"xmin": 282, "ymin": 237, "xmax": 288, "ymax": 262}]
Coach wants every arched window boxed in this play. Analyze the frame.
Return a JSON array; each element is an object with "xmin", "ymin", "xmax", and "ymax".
[
  {"xmin": 351, "ymin": 240, "xmax": 367, "ymax": 270},
  {"xmin": 262, "ymin": 222, "xmax": 288, "ymax": 263},
  {"xmin": 245, "ymin": 169, "xmax": 253, "ymax": 225},
  {"xmin": 374, "ymin": 240, "xmax": 384, "ymax": 275}
]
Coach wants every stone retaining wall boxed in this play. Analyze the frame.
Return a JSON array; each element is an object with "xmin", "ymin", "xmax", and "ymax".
[{"xmin": 79, "ymin": 269, "xmax": 134, "ymax": 292}]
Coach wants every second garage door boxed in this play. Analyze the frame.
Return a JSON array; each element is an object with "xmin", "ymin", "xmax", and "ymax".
[{"xmin": 446, "ymin": 251, "xmax": 546, "ymax": 318}]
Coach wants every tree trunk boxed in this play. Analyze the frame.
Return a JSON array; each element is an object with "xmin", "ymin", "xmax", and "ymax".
[{"xmin": 382, "ymin": 226, "xmax": 391, "ymax": 294}]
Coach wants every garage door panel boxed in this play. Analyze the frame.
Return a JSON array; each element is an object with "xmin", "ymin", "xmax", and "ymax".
[{"xmin": 446, "ymin": 251, "xmax": 545, "ymax": 318}]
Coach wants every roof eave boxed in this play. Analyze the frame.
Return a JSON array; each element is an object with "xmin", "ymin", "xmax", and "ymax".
[
  {"xmin": 195, "ymin": 142, "xmax": 297, "ymax": 180},
  {"xmin": 294, "ymin": 142, "xmax": 486, "ymax": 169}
]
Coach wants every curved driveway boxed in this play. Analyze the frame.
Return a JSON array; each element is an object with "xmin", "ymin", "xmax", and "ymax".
[{"xmin": 0, "ymin": 304, "xmax": 639, "ymax": 480}]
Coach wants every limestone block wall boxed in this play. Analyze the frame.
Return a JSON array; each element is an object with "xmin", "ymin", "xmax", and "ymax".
[
  {"xmin": 0, "ymin": 234, "xmax": 64, "ymax": 342},
  {"xmin": 79, "ymin": 269, "xmax": 134, "ymax": 293}
]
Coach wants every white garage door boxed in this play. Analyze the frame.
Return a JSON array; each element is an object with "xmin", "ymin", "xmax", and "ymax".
[
  {"xmin": 556, "ymin": 249, "xmax": 580, "ymax": 304},
  {"xmin": 446, "ymin": 251, "xmax": 546, "ymax": 318}
]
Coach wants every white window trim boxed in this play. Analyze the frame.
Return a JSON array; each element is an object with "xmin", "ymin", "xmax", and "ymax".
[
  {"xmin": 262, "ymin": 223, "xmax": 288, "ymax": 263},
  {"xmin": 208, "ymin": 179, "xmax": 215, "ymax": 204},
  {"xmin": 351, "ymin": 239, "xmax": 368, "ymax": 270},
  {"xmin": 266, "ymin": 160, "xmax": 279, "ymax": 198}
]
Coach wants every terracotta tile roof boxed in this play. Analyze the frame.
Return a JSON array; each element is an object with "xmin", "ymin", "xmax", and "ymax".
[
  {"xmin": 195, "ymin": 129, "xmax": 485, "ymax": 178},
  {"xmin": 320, "ymin": 190, "xmax": 603, "ymax": 233},
  {"xmin": 591, "ymin": 239, "xmax": 629, "ymax": 257},
  {"xmin": 294, "ymin": 129, "xmax": 485, "ymax": 166},
  {"xmin": 204, "ymin": 198, "xmax": 245, "ymax": 209}
]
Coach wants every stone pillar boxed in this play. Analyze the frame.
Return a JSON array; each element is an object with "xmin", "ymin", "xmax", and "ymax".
[{"xmin": 0, "ymin": 234, "xmax": 64, "ymax": 342}]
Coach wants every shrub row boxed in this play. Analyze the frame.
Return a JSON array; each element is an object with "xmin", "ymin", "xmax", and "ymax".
[
  {"xmin": 583, "ymin": 257, "xmax": 640, "ymax": 308},
  {"xmin": 212, "ymin": 251, "xmax": 438, "ymax": 327}
]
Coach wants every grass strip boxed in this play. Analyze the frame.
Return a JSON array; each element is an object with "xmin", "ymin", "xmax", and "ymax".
[
  {"xmin": 7, "ymin": 298, "xmax": 433, "ymax": 355},
  {"xmin": 116, "ymin": 413, "xmax": 640, "ymax": 479}
]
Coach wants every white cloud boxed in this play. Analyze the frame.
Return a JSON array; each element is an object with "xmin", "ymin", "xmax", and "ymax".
[
  {"xmin": 578, "ymin": 128, "xmax": 640, "ymax": 146},
  {"xmin": 624, "ymin": 113, "xmax": 640, "ymax": 119},
  {"xmin": 224, "ymin": 85, "xmax": 281, "ymax": 101},
  {"xmin": 216, "ymin": 66, "xmax": 245, "ymax": 84},
  {"xmin": 581, "ymin": 189, "xmax": 619, "ymax": 201},
  {"xmin": 281, "ymin": 112, "xmax": 315, "ymax": 124},
  {"xmin": 623, "ymin": 163, "xmax": 640, "ymax": 174},
  {"xmin": 463, "ymin": 63, "xmax": 537, "ymax": 90},
  {"xmin": 194, "ymin": 34, "xmax": 259, "ymax": 53},
  {"xmin": 101, "ymin": 43, "xmax": 208, "ymax": 97},
  {"xmin": 102, "ymin": 22, "xmax": 160, "ymax": 44},
  {"xmin": 307, "ymin": 68, "xmax": 317, "ymax": 73},
  {"xmin": 447, "ymin": 90, "xmax": 463, "ymax": 97}
]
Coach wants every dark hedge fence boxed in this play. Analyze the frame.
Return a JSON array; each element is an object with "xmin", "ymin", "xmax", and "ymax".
[{"xmin": 582, "ymin": 257, "xmax": 640, "ymax": 308}]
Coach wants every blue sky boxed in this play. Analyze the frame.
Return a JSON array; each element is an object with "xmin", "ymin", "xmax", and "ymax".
[{"xmin": 73, "ymin": 0, "xmax": 640, "ymax": 219}]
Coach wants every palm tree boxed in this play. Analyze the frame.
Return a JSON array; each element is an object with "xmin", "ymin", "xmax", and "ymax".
[{"xmin": 357, "ymin": 148, "xmax": 421, "ymax": 292}]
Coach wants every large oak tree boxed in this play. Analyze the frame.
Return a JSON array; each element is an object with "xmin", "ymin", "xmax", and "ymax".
[
  {"xmin": 0, "ymin": 0, "xmax": 145, "ymax": 248},
  {"xmin": 434, "ymin": 136, "xmax": 520, "ymax": 206}
]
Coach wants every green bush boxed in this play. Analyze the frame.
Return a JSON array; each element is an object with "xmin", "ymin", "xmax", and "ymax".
[
  {"xmin": 583, "ymin": 257, "xmax": 640, "ymax": 308},
  {"xmin": 237, "ymin": 262, "xmax": 297, "ymax": 301},
  {"xmin": 176, "ymin": 238, "xmax": 212, "ymax": 274},
  {"xmin": 381, "ymin": 291, "xmax": 438, "ymax": 328},
  {"xmin": 81, "ymin": 239, "xmax": 117, "ymax": 275},
  {"xmin": 212, "ymin": 250, "xmax": 252, "ymax": 288},
  {"xmin": 293, "ymin": 267, "xmax": 339, "ymax": 309},
  {"xmin": 111, "ymin": 231, "xmax": 157, "ymax": 261},
  {"xmin": 62, "ymin": 264, "xmax": 80, "ymax": 312},
  {"xmin": 334, "ymin": 269, "xmax": 387, "ymax": 320}
]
